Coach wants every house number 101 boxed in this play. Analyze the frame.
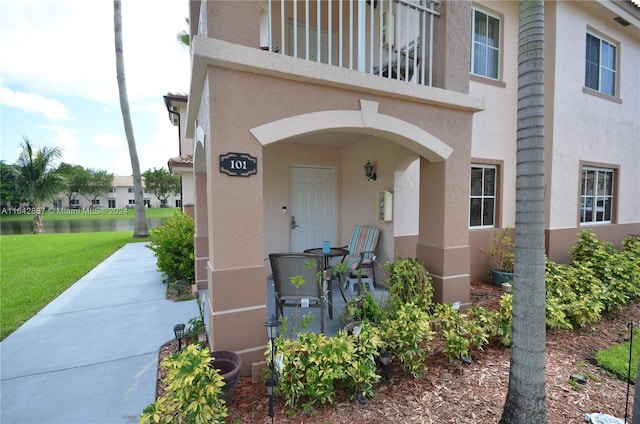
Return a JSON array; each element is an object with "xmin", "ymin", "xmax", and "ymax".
[
  {"xmin": 219, "ymin": 152, "xmax": 258, "ymax": 177},
  {"xmin": 229, "ymin": 160, "xmax": 247, "ymax": 170}
]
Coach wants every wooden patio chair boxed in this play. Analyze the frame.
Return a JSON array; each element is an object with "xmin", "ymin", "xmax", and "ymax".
[{"xmin": 268, "ymin": 252, "xmax": 329, "ymax": 333}]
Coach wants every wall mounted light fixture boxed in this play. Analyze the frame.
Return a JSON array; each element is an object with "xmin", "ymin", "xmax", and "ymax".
[{"xmin": 364, "ymin": 160, "xmax": 377, "ymax": 181}]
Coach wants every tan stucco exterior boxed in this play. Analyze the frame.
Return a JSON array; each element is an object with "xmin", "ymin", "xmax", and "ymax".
[{"xmin": 175, "ymin": 0, "xmax": 640, "ymax": 374}]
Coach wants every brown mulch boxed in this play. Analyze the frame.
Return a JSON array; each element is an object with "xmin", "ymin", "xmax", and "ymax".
[{"xmin": 156, "ymin": 281, "xmax": 640, "ymax": 423}]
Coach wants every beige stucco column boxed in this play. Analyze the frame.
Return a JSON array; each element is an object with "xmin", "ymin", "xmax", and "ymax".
[
  {"xmin": 204, "ymin": 83, "xmax": 267, "ymax": 374},
  {"xmin": 416, "ymin": 157, "xmax": 471, "ymax": 305}
]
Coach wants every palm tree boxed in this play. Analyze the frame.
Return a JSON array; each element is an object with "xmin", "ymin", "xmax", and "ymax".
[
  {"xmin": 113, "ymin": 0, "xmax": 149, "ymax": 238},
  {"xmin": 14, "ymin": 137, "xmax": 65, "ymax": 234},
  {"xmin": 500, "ymin": 1, "xmax": 547, "ymax": 423}
]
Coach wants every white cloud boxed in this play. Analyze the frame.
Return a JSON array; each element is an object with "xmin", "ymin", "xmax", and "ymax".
[
  {"xmin": 0, "ymin": 0, "xmax": 190, "ymax": 105},
  {"xmin": 40, "ymin": 126, "xmax": 81, "ymax": 165},
  {"xmin": 93, "ymin": 133, "xmax": 125, "ymax": 151},
  {"xmin": 0, "ymin": 87, "xmax": 72, "ymax": 121}
]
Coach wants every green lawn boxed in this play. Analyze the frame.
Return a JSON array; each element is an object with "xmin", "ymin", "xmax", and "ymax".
[
  {"xmin": 0, "ymin": 232, "xmax": 149, "ymax": 340},
  {"xmin": 1, "ymin": 207, "xmax": 178, "ymax": 222},
  {"xmin": 595, "ymin": 332, "xmax": 640, "ymax": 382}
]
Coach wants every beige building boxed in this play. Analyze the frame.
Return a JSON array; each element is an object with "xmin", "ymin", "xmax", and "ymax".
[
  {"xmin": 170, "ymin": 0, "xmax": 640, "ymax": 373},
  {"xmin": 52, "ymin": 175, "xmax": 181, "ymax": 210}
]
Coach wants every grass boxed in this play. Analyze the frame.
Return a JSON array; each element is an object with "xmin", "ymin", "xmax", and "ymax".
[
  {"xmin": 0, "ymin": 232, "xmax": 149, "ymax": 340},
  {"xmin": 595, "ymin": 332, "xmax": 640, "ymax": 383},
  {"xmin": 1, "ymin": 207, "xmax": 178, "ymax": 222}
]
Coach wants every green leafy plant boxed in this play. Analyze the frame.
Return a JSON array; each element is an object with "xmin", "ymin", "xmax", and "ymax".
[
  {"xmin": 272, "ymin": 322, "xmax": 383, "ymax": 410},
  {"xmin": 384, "ymin": 257, "xmax": 434, "ymax": 313},
  {"xmin": 483, "ymin": 226, "xmax": 515, "ymax": 272},
  {"xmin": 147, "ymin": 211, "xmax": 195, "ymax": 281},
  {"xmin": 380, "ymin": 302, "xmax": 433, "ymax": 377},
  {"xmin": 343, "ymin": 289, "xmax": 385, "ymax": 324},
  {"xmin": 432, "ymin": 304, "xmax": 490, "ymax": 362},
  {"xmin": 139, "ymin": 344, "xmax": 227, "ymax": 424}
]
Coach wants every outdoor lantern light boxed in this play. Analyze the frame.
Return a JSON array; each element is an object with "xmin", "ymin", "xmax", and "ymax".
[
  {"xmin": 173, "ymin": 323, "xmax": 185, "ymax": 351},
  {"xmin": 264, "ymin": 314, "xmax": 281, "ymax": 343},
  {"xmin": 175, "ymin": 279, "xmax": 183, "ymax": 294},
  {"xmin": 364, "ymin": 160, "xmax": 377, "ymax": 181}
]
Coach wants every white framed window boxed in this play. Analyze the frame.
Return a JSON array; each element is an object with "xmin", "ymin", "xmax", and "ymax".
[
  {"xmin": 585, "ymin": 32, "xmax": 617, "ymax": 96},
  {"xmin": 128, "ymin": 199, "xmax": 135, "ymax": 205},
  {"xmin": 470, "ymin": 165, "xmax": 496, "ymax": 228},
  {"xmin": 92, "ymin": 199, "xmax": 100, "ymax": 206},
  {"xmin": 108, "ymin": 199, "xmax": 116, "ymax": 208},
  {"xmin": 472, "ymin": 8, "xmax": 500, "ymax": 80},
  {"xmin": 128, "ymin": 187, "xmax": 134, "ymax": 193},
  {"xmin": 108, "ymin": 188, "xmax": 116, "ymax": 193},
  {"xmin": 580, "ymin": 167, "xmax": 614, "ymax": 224}
]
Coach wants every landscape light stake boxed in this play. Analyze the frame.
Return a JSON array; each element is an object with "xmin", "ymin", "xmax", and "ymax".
[
  {"xmin": 264, "ymin": 314, "xmax": 281, "ymax": 424},
  {"xmin": 173, "ymin": 323, "xmax": 185, "ymax": 352},
  {"xmin": 624, "ymin": 321, "xmax": 635, "ymax": 422}
]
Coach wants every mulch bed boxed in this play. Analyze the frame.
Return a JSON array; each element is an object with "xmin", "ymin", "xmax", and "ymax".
[{"xmin": 156, "ymin": 281, "xmax": 639, "ymax": 423}]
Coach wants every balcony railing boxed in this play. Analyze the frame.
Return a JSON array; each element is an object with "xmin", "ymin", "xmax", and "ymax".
[{"xmin": 261, "ymin": 0, "xmax": 441, "ymax": 86}]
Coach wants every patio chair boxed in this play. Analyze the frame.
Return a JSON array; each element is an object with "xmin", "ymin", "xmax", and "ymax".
[
  {"xmin": 268, "ymin": 252, "xmax": 329, "ymax": 333},
  {"xmin": 329, "ymin": 225, "xmax": 380, "ymax": 285}
]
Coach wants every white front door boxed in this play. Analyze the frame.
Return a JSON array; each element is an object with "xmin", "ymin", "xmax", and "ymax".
[{"xmin": 289, "ymin": 166, "xmax": 335, "ymax": 252}]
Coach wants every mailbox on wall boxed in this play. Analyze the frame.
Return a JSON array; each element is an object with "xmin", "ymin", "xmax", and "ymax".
[{"xmin": 377, "ymin": 190, "xmax": 393, "ymax": 222}]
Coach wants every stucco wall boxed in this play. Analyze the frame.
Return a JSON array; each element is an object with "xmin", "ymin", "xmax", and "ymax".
[{"xmin": 547, "ymin": 1, "xmax": 640, "ymax": 230}]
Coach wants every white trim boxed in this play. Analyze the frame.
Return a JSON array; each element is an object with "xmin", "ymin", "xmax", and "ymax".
[{"xmin": 250, "ymin": 99, "xmax": 453, "ymax": 162}]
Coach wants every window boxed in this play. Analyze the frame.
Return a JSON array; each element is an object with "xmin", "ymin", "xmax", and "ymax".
[
  {"xmin": 108, "ymin": 188, "xmax": 116, "ymax": 193},
  {"xmin": 472, "ymin": 9, "xmax": 500, "ymax": 79},
  {"xmin": 128, "ymin": 187, "xmax": 134, "ymax": 193},
  {"xmin": 70, "ymin": 198, "xmax": 80, "ymax": 209},
  {"xmin": 108, "ymin": 199, "xmax": 116, "ymax": 208},
  {"xmin": 585, "ymin": 32, "xmax": 617, "ymax": 96},
  {"xmin": 128, "ymin": 199, "xmax": 135, "ymax": 205},
  {"xmin": 580, "ymin": 167, "xmax": 614, "ymax": 224},
  {"xmin": 470, "ymin": 165, "xmax": 496, "ymax": 227},
  {"xmin": 92, "ymin": 199, "xmax": 100, "ymax": 206}
]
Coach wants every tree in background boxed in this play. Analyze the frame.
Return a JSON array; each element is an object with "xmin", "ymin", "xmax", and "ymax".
[
  {"xmin": 13, "ymin": 137, "xmax": 66, "ymax": 233},
  {"xmin": 81, "ymin": 169, "xmax": 114, "ymax": 207},
  {"xmin": 142, "ymin": 168, "xmax": 180, "ymax": 208},
  {"xmin": 113, "ymin": 0, "xmax": 148, "ymax": 237},
  {"xmin": 500, "ymin": 1, "xmax": 547, "ymax": 422},
  {"xmin": 58, "ymin": 163, "xmax": 90, "ymax": 208},
  {"xmin": 0, "ymin": 161, "xmax": 28, "ymax": 210}
]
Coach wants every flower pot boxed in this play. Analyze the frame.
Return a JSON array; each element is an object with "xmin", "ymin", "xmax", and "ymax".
[
  {"xmin": 211, "ymin": 350, "xmax": 242, "ymax": 402},
  {"xmin": 491, "ymin": 269, "xmax": 513, "ymax": 287}
]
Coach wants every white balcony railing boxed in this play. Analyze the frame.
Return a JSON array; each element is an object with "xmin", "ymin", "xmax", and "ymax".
[{"xmin": 261, "ymin": 0, "xmax": 441, "ymax": 86}]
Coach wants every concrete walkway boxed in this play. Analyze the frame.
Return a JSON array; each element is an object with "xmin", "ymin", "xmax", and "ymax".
[{"xmin": 0, "ymin": 242, "xmax": 198, "ymax": 424}]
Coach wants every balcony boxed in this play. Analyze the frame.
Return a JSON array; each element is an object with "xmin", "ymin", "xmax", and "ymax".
[{"xmin": 261, "ymin": 0, "xmax": 441, "ymax": 87}]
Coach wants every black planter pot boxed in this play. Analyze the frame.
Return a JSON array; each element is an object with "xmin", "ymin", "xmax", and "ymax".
[{"xmin": 211, "ymin": 350, "xmax": 242, "ymax": 402}]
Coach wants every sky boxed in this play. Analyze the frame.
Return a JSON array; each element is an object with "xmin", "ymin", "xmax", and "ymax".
[{"xmin": 0, "ymin": 0, "xmax": 191, "ymax": 176}]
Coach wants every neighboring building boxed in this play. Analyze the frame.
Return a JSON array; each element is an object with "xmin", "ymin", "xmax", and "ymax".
[
  {"xmin": 164, "ymin": 93, "xmax": 195, "ymax": 217},
  {"xmin": 175, "ymin": 0, "xmax": 639, "ymax": 373},
  {"xmin": 51, "ymin": 175, "xmax": 180, "ymax": 209}
]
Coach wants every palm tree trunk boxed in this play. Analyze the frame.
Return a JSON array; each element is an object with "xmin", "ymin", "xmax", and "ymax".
[
  {"xmin": 500, "ymin": 1, "xmax": 547, "ymax": 423},
  {"xmin": 113, "ymin": 0, "xmax": 148, "ymax": 238}
]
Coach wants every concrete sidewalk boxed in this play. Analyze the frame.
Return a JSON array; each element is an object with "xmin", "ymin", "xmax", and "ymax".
[{"xmin": 1, "ymin": 242, "xmax": 198, "ymax": 424}]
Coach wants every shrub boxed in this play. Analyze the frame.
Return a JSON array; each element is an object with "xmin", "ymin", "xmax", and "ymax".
[
  {"xmin": 147, "ymin": 211, "xmax": 195, "ymax": 281},
  {"xmin": 433, "ymin": 304, "xmax": 490, "ymax": 362},
  {"xmin": 380, "ymin": 302, "xmax": 433, "ymax": 377},
  {"xmin": 273, "ymin": 322, "xmax": 383, "ymax": 410},
  {"xmin": 384, "ymin": 257, "xmax": 434, "ymax": 313},
  {"xmin": 139, "ymin": 344, "xmax": 227, "ymax": 424}
]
